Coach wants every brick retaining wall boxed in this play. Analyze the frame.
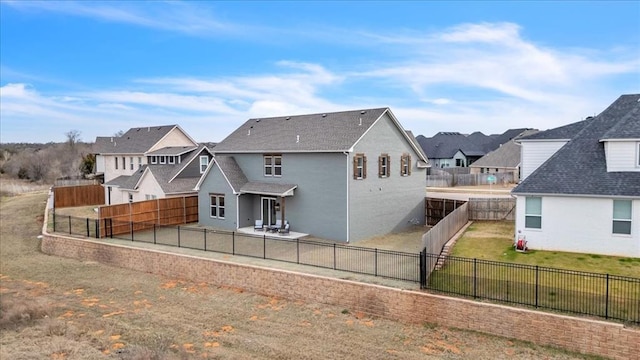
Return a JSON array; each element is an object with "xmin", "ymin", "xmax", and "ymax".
[{"xmin": 41, "ymin": 234, "xmax": 640, "ymax": 360}]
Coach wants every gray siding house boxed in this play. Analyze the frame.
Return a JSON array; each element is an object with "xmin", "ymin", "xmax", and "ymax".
[{"xmin": 196, "ymin": 108, "xmax": 429, "ymax": 242}]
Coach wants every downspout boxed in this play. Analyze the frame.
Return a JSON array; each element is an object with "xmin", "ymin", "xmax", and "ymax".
[{"xmin": 343, "ymin": 151, "xmax": 350, "ymax": 243}]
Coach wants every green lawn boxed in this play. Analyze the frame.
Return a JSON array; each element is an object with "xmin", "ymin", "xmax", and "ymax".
[
  {"xmin": 450, "ymin": 221, "xmax": 640, "ymax": 278},
  {"xmin": 428, "ymin": 221, "xmax": 640, "ymax": 324}
]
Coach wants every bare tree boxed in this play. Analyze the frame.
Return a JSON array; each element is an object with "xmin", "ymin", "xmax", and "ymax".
[{"xmin": 65, "ymin": 130, "xmax": 81, "ymax": 149}]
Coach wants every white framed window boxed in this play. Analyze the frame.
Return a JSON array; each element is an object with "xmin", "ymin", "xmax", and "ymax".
[
  {"xmin": 159, "ymin": 156, "xmax": 166, "ymax": 164},
  {"xmin": 128, "ymin": 193, "xmax": 133, "ymax": 203},
  {"xmin": 122, "ymin": 157, "xmax": 126, "ymax": 169},
  {"xmin": 637, "ymin": 143, "xmax": 640, "ymax": 167},
  {"xmin": 145, "ymin": 194, "xmax": 157, "ymax": 200},
  {"xmin": 150, "ymin": 156, "xmax": 157, "ymax": 164},
  {"xmin": 115, "ymin": 157, "xmax": 119, "ymax": 170},
  {"xmin": 263, "ymin": 155, "xmax": 282, "ymax": 177},
  {"xmin": 210, "ymin": 194, "xmax": 225, "ymax": 219},
  {"xmin": 138, "ymin": 157, "xmax": 142, "ymax": 168},
  {"xmin": 525, "ymin": 197, "xmax": 542, "ymax": 229},
  {"xmin": 378, "ymin": 154, "xmax": 390, "ymax": 178},
  {"xmin": 200, "ymin": 156, "xmax": 209, "ymax": 174},
  {"xmin": 168, "ymin": 156, "xmax": 175, "ymax": 164},
  {"xmin": 353, "ymin": 153, "xmax": 366, "ymax": 179},
  {"xmin": 400, "ymin": 153, "xmax": 411, "ymax": 176},
  {"xmin": 130, "ymin": 157, "xmax": 134, "ymax": 170},
  {"xmin": 613, "ymin": 200, "xmax": 632, "ymax": 235}
]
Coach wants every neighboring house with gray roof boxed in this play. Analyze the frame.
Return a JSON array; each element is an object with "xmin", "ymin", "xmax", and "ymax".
[
  {"xmin": 512, "ymin": 94, "xmax": 640, "ymax": 257},
  {"xmin": 469, "ymin": 129, "xmax": 538, "ymax": 179},
  {"xmin": 416, "ymin": 132, "xmax": 485, "ymax": 168},
  {"xmin": 93, "ymin": 125, "xmax": 213, "ymax": 205},
  {"xmin": 196, "ymin": 108, "xmax": 429, "ymax": 242}
]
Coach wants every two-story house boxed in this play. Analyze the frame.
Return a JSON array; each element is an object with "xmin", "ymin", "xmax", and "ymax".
[
  {"xmin": 196, "ymin": 108, "xmax": 429, "ymax": 242},
  {"xmin": 93, "ymin": 125, "xmax": 213, "ymax": 205},
  {"xmin": 512, "ymin": 94, "xmax": 640, "ymax": 257}
]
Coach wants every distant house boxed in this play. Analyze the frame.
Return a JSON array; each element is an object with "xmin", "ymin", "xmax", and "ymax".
[
  {"xmin": 470, "ymin": 129, "xmax": 538, "ymax": 179},
  {"xmin": 93, "ymin": 125, "xmax": 213, "ymax": 205},
  {"xmin": 417, "ymin": 128, "xmax": 531, "ymax": 169},
  {"xmin": 416, "ymin": 132, "xmax": 485, "ymax": 168},
  {"xmin": 512, "ymin": 94, "xmax": 640, "ymax": 257},
  {"xmin": 197, "ymin": 108, "xmax": 429, "ymax": 242}
]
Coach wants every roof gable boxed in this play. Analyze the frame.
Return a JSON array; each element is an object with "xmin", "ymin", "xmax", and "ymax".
[{"xmin": 513, "ymin": 94, "xmax": 640, "ymax": 197}]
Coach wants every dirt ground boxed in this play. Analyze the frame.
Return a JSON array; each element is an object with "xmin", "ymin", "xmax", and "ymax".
[{"xmin": 1, "ymin": 190, "xmax": 600, "ymax": 359}]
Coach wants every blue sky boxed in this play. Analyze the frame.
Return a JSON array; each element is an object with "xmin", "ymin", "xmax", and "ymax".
[{"xmin": 1, "ymin": 1, "xmax": 639, "ymax": 144}]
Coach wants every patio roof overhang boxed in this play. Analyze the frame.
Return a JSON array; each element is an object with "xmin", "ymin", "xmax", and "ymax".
[{"xmin": 239, "ymin": 182, "xmax": 297, "ymax": 197}]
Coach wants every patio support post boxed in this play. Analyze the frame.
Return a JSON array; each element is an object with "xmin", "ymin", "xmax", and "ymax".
[{"xmin": 280, "ymin": 196, "xmax": 286, "ymax": 229}]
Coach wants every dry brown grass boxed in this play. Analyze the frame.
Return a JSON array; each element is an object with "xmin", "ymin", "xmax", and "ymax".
[{"xmin": 0, "ymin": 191, "xmax": 601, "ymax": 359}]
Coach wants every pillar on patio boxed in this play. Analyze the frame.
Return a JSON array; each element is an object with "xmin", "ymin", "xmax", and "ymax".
[{"xmin": 279, "ymin": 196, "xmax": 286, "ymax": 229}]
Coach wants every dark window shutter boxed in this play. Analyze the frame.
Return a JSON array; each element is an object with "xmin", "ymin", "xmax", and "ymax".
[
  {"xmin": 387, "ymin": 154, "xmax": 391, "ymax": 177},
  {"xmin": 378, "ymin": 156, "xmax": 383, "ymax": 177},
  {"xmin": 363, "ymin": 155, "xmax": 367, "ymax": 179},
  {"xmin": 353, "ymin": 156, "xmax": 358, "ymax": 179},
  {"xmin": 408, "ymin": 154, "xmax": 412, "ymax": 175}
]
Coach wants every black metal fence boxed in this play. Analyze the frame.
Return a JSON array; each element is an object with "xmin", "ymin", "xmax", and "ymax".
[
  {"xmin": 51, "ymin": 212, "xmax": 640, "ymax": 324},
  {"xmin": 420, "ymin": 251, "xmax": 640, "ymax": 324},
  {"xmin": 51, "ymin": 213, "xmax": 420, "ymax": 283}
]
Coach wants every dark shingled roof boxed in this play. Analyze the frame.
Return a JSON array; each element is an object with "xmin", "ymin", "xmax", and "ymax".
[
  {"xmin": 513, "ymin": 94, "xmax": 640, "ymax": 197},
  {"xmin": 104, "ymin": 145, "xmax": 211, "ymax": 194},
  {"xmin": 93, "ymin": 125, "xmax": 185, "ymax": 154},
  {"xmin": 416, "ymin": 132, "xmax": 486, "ymax": 159},
  {"xmin": 471, "ymin": 129, "xmax": 538, "ymax": 168},
  {"xmin": 518, "ymin": 120, "xmax": 589, "ymax": 141},
  {"xmin": 213, "ymin": 108, "xmax": 388, "ymax": 153},
  {"xmin": 214, "ymin": 156, "xmax": 249, "ymax": 193}
]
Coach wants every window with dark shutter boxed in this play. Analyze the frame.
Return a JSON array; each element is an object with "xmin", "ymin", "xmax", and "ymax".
[
  {"xmin": 378, "ymin": 154, "xmax": 390, "ymax": 178},
  {"xmin": 401, "ymin": 153, "xmax": 411, "ymax": 176},
  {"xmin": 353, "ymin": 154, "xmax": 366, "ymax": 179}
]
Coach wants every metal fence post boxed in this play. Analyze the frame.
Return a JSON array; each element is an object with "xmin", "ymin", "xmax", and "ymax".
[
  {"xmin": 203, "ymin": 228, "xmax": 206, "ymax": 251},
  {"xmin": 86, "ymin": 217, "xmax": 90, "ymax": 237},
  {"xmin": 178, "ymin": 226, "xmax": 181, "ymax": 247},
  {"xmin": 535, "ymin": 265, "xmax": 539, "ymax": 308},
  {"xmin": 605, "ymin": 274, "xmax": 610, "ymax": 319},
  {"xmin": 333, "ymin": 243, "xmax": 336, "ymax": 270},
  {"xmin": 68, "ymin": 215, "xmax": 72, "ymax": 234},
  {"xmin": 374, "ymin": 248, "xmax": 378, "ymax": 277},
  {"xmin": 153, "ymin": 223, "xmax": 156, "ymax": 244},
  {"xmin": 95, "ymin": 219, "xmax": 99, "ymax": 238},
  {"xmin": 263, "ymin": 234, "xmax": 266, "ymax": 259},
  {"xmin": 473, "ymin": 258, "xmax": 477, "ymax": 299},
  {"xmin": 232, "ymin": 231, "xmax": 235, "ymax": 255},
  {"xmin": 296, "ymin": 238, "xmax": 300, "ymax": 264},
  {"xmin": 130, "ymin": 221, "xmax": 134, "ymax": 241},
  {"xmin": 53, "ymin": 210, "xmax": 56, "ymax": 232}
]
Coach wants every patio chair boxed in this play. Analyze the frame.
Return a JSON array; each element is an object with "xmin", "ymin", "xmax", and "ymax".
[
  {"xmin": 269, "ymin": 219, "xmax": 282, "ymax": 232},
  {"xmin": 278, "ymin": 222, "xmax": 290, "ymax": 235},
  {"xmin": 254, "ymin": 219, "xmax": 264, "ymax": 231}
]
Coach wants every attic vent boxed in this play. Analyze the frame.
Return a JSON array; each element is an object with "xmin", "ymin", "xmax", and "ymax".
[
  {"xmin": 296, "ymin": 135, "xmax": 300, "ymax": 143},
  {"xmin": 136, "ymin": 128, "xmax": 140, "ymax": 132},
  {"xmin": 110, "ymin": 137, "xmax": 113, "ymax": 142},
  {"xmin": 157, "ymin": 127, "xmax": 161, "ymax": 130},
  {"xmin": 286, "ymin": 116, "xmax": 290, "ymax": 120},
  {"xmin": 359, "ymin": 118, "xmax": 362, "ymax": 126},
  {"xmin": 322, "ymin": 114, "xmax": 327, "ymax": 117},
  {"xmin": 360, "ymin": 110, "xmax": 366, "ymax": 114},
  {"xmin": 256, "ymin": 119, "xmax": 260, "ymax": 122}
]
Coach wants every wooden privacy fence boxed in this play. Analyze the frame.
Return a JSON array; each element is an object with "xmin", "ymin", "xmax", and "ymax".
[
  {"xmin": 53, "ymin": 184, "xmax": 105, "ymax": 208},
  {"xmin": 426, "ymin": 171, "xmax": 516, "ymax": 187},
  {"xmin": 468, "ymin": 197, "xmax": 516, "ymax": 220},
  {"xmin": 99, "ymin": 196, "xmax": 198, "ymax": 237},
  {"xmin": 421, "ymin": 202, "xmax": 469, "ymax": 282},
  {"xmin": 425, "ymin": 197, "xmax": 466, "ymax": 226}
]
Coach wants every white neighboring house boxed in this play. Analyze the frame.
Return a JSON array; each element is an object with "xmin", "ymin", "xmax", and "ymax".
[
  {"xmin": 512, "ymin": 94, "xmax": 640, "ymax": 257},
  {"xmin": 93, "ymin": 125, "xmax": 213, "ymax": 205}
]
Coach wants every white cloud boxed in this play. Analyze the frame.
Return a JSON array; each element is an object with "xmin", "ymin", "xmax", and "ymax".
[{"xmin": 4, "ymin": 1, "xmax": 241, "ymax": 36}]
